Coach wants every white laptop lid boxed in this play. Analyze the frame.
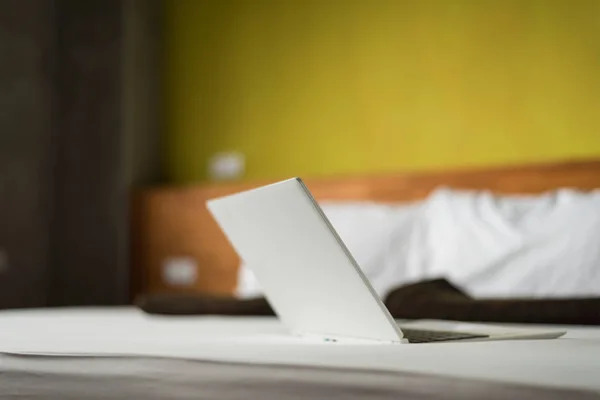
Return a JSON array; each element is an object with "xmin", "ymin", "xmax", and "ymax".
[{"xmin": 207, "ymin": 178, "xmax": 404, "ymax": 343}]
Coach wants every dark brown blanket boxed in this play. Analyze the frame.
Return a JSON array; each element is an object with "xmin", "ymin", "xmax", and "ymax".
[{"xmin": 136, "ymin": 279, "xmax": 600, "ymax": 325}]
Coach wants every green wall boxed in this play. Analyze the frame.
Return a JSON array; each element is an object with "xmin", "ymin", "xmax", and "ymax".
[{"xmin": 164, "ymin": 0, "xmax": 600, "ymax": 183}]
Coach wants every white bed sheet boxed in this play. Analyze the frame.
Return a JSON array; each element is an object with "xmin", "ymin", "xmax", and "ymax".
[{"xmin": 0, "ymin": 307, "xmax": 599, "ymax": 393}]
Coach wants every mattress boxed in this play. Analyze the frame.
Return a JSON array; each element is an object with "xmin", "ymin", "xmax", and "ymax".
[{"xmin": 1, "ymin": 307, "xmax": 600, "ymax": 399}]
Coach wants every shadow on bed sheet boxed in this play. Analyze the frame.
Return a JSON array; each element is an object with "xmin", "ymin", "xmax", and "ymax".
[{"xmin": 136, "ymin": 279, "xmax": 600, "ymax": 325}]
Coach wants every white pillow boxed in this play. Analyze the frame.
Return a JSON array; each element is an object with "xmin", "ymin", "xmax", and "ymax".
[
  {"xmin": 235, "ymin": 200, "xmax": 419, "ymax": 299},
  {"xmin": 405, "ymin": 187, "xmax": 600, "ymax": 298},
  {"xmin": 236, "ymin": 187, "xmax": 600, "ymax": 300}
]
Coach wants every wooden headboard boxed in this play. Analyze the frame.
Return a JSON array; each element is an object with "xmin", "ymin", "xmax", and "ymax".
[{"xmin": 130, "ymin": 158, "xmax": 600, "ymax": 298}]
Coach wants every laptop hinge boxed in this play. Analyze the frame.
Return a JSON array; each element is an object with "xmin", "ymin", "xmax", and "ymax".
[{"xmin": 297, "ymin": 332, "xmax": 407, "ymax": 345}]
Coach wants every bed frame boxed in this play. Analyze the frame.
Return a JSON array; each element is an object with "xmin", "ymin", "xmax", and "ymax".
[{"xmin": 130, "ymin": 158, "xmax": 600, "ymax": 298}]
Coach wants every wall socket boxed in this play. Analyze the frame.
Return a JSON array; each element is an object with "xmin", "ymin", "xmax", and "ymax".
[
  {"xmin": 161, "ymin": 256, "xmax": 198, "ymax": 287},
  {"xmin": 0, "ymin": 249, "xmax": 7, "ymax": 273}
]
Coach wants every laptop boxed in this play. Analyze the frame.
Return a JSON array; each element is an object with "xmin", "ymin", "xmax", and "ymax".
[{"xmin": 206, "ymin": 178, "xmax": 566, "ymax": 344}]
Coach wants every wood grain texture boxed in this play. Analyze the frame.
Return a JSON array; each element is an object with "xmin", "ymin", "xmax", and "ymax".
[{"xmin": 130, "ymin": 158, "xmax": 600, "ymax": 298}]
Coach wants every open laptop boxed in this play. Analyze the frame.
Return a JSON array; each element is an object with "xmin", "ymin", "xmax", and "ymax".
[{"xmin": 206, "ymin": 178, "xmax": 566, "ymax": 344}]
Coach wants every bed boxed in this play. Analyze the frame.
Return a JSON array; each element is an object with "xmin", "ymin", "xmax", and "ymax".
[
  {"xmin": 1, "ymin": 308, "xmax": 600, "ymax": 399},
  {"xmin": 2, "ymin": 158, "xmax": 600, "ymax": 399},
  {"xmin": 130, "ymin": 157, "xmax": 600, "ymax": 298}
]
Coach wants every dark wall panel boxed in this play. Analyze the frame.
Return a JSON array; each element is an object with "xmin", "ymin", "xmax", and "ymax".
[
  {"xmin": 0, "ymin": 0, "xmax": 56, "ymax": 308},
  {"xmin": 0, "ymin": 0, "xmax": 161, "ymax": 309},
  {"xmin": 49, "ymin": 0, "xmax": 128, "ymax": 306}
]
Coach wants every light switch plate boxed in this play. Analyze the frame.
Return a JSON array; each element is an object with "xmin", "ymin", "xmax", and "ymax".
[{"xmin": 208, "ymin": 151, "xmax": 245, "ymax": 181}]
